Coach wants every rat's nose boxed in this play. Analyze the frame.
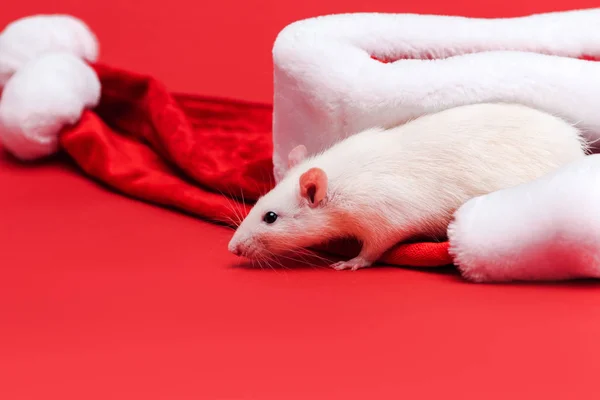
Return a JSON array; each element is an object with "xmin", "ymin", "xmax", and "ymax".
[{"xmin": 228, "ymin": 240, "xmax": 242, "ymax": 256}]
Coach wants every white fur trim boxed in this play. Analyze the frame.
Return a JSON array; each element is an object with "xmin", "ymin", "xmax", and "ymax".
[
  {"xmin": 448, "ymin": 154, "xmax": 600, "ymax": 283},
  {"xmin": 0, "ymin": 53, "xmax": 101, "ymax": 160},
  {"xmin": 0, "ymin": 15, "xmax": 98, "ymax": 86},
  {"xmin": 272, "ymin": 9, "xmax": 600, "ymax": 181}
]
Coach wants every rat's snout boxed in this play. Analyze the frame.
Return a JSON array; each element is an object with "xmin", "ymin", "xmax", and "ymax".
[
  {"xmin": 228, "ymin": 232, "xmax": 259, "ymax": 258},
  {"xmin": 228, "ymin": 238, "xmax": 242, "ymax": 256},
  {"xmin": 229, "ymin": 242, "xmax": 243, "ymax": 256},
  {"xmin": 228, "ymin": 233, "xmax": 249, "ymax": 257}
]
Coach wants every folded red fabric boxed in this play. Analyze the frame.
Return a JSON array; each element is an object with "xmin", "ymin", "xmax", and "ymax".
[{"xmin": 59, "ymin": 64, "xmax": 452, "ymax": 267}]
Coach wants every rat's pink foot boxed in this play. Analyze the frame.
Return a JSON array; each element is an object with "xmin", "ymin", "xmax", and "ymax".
[{"xmin": 331, "ymin": 257, "xmax": 372, "ymax": 271}]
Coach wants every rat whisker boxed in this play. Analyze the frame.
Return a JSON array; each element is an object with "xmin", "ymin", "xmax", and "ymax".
[
  {"xmin": 255, "ymin": 243, "xmax": 309, "ymax": 268},
  {"xmin": 265, "ymin": 243, "xmax": 332, "ymax": 269},
  {"xmin": 260, "ymin": 254, "xmax": 282, "ymax": 273},
  {"xmin": 233, "ymin": 195, "xmax": 248, "ymax": 226},
  {"xmin": 289, "ymin": 249, "xmax": 335, "ymax": 270},
  {"xmin": 222, "ymin": 214, "xmax": 240, "ymax": 228},
  {"xmin": 221, "ymin": 184, "xmax": 249, "ymax": 226},
  {"xmin": 263, "ymin": 254, "xmax": 286, "ymax": 272},
  {"xmin": 255, "ymin": 257, "xmax": 265, "ymax": 271},
  {"xmin": 240, "ymin": 187, "xmax": 247, "ymax": 214},
  {"xmin": 272, "ymin": 243, "xmax": 333, "ymax": 265},
  {"xmin": 261, "ymin": 249, "xmax": 293, "ymax": 270},
  {"xmin": 215, "ymin": 187, "xmax": 244, "ymax": 228}
]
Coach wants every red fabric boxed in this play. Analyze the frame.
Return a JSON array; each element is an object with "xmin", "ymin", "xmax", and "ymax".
[
  {"xmin": 59, "ymin": 63, "xmax": 453, "ymax": 267},
  {"xmin": 61, "ymin": 64, "xmax": 273, "ymax": 225}
]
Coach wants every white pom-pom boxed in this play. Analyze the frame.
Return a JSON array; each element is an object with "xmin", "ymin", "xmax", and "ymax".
[
  {"xmin": 0, "ymin": 52, "xmax": 101, "ymax": 160},
  {"xmin": 448, "ymin": 154, "xmax": 600, "ymax": 283},
  {"xmin": 0, "ymin": 15, "xmax": 98, "ymax": 86}
]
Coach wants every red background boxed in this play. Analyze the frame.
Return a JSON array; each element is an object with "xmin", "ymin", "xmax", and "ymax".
[{"xmin": 2, "ymin": 1, "xmax": 600, "ymax": 399}]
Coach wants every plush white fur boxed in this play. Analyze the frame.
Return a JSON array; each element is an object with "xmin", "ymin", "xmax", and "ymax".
[
  {"xmin": 0, "ymin": 52, "xmax": 100, "ymax": 160},
  {"xmin": 272, "ymin": 9, "xmax": 600, "ymax": 182},
  {"xmin": 0, "ymin": 15, "xmax": 100, "ymax": 160},
  {"xmin": 0, "ymin": 15, "xmax": 98, "ymax": 86},
  {"xmin": 449, "ymin": 154, "xmax": 600, "ymax": 282}
]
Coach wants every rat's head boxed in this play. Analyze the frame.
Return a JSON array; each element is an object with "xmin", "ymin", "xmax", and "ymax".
[{"xmin": 228, "ymin": 145, "xmax": 337, "ymax": 259}]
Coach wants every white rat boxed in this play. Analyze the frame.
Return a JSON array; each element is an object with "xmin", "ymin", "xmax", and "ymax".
[{"xmin": 228, "ymin": 103, "xmax": 587, "ymax": 270}]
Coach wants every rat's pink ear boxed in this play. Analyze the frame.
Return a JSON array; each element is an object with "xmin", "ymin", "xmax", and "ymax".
[
  {"xmin": 288, "ymin": 145, "xmax": 307, "ymax": 168},
  {"xmin": 299, "ymin": 167, "xmax": 328, "ymax": 207}
]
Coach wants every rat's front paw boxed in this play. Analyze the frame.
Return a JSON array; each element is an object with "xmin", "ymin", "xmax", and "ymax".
[{"xmin": 331, "ymin": 257, "xmax": 371, "ymax": 271}]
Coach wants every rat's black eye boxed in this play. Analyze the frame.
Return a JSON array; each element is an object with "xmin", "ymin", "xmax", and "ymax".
[{"xmin": 263, "ymin": 211, "xmax": 278, "ymax": 224}]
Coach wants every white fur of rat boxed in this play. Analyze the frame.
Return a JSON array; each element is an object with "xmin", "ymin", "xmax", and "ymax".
[{"xmin": 228, "ymin": 103, "xmax": 587, "ymax": 270}]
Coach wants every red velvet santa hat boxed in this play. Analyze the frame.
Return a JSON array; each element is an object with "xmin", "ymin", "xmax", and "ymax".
[
  {"xmin": 0, "ymin": 14, "xmax": 273, "ymax": 224},
  {"xmin": 271, "ymin": 8, "xmax": 600, "ymax": 282},
  {"xmin": 2, "ymin": 10, "xmax": 600, "ymax": 282}
]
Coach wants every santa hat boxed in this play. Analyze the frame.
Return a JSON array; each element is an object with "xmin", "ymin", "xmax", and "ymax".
[
  {"xmin": 0, "ymin": 15, "xmax": 100, "ymax": 160},
  {"xmin": 272, "ymin": 8, "xmax": 600, "ymax": 282},
  {"xmin": 0, "ymin": 14, "xmax": 273, "ymax": 221},
  {"xmin": 2, "ymin": 10, "xmax": 600, "ymax": 283}
]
